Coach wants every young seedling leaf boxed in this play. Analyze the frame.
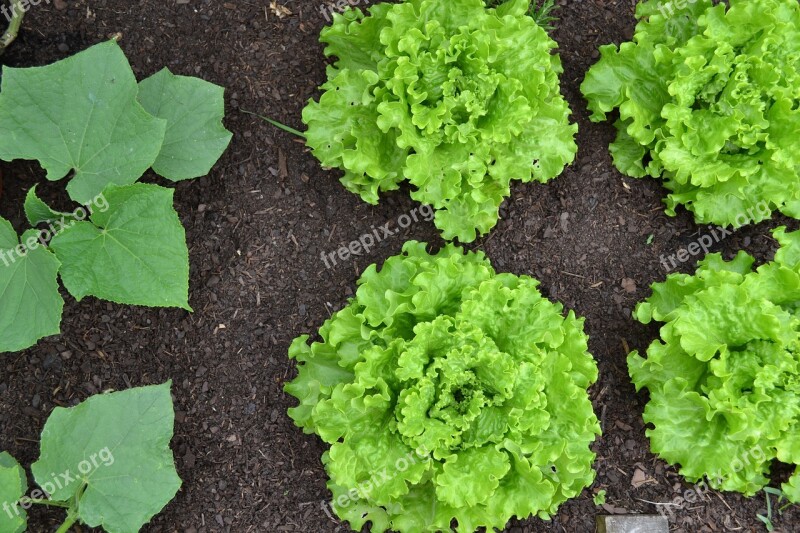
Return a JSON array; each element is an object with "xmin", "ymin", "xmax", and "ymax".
[
  {"xmin": 50, "ymin": 183, "xmax": 192, "ymax": 310},
  {"xmin": 0, "ymin": 452, "xmax": 28, "ymax": 533},
  {"xmin": 23, "ymin": 184, "xmax": 82, "ymax": 226},
  {"xmin": 757, "ymin": 514, "xmax": 775, "ymax": 531},
  {"xmin": 31, "ymin": 382, "xmax": 181, "ymax": 533},
  {"xmin": 593, "ymin": 489, "xmax": 607, "ymax": 506},
  {"xmin": 0, "ymin": 40, "xmax": 167, "ymax": 204},
  {"xmin": 0, "ymin": 219, "xmax": 63, "ymax": 353},
  {"xmin": 137, "ymin": 68, "xmax": 233, "ymax": 182}
]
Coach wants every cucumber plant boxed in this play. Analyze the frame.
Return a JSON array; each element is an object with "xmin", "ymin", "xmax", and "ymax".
[
  {"xmin": 0, "ymin": 40, "xmax": 233, "ymax": 353},
  {"xmin": 0, "ymin": 382, "xmax": 181, "ymax": 533}
]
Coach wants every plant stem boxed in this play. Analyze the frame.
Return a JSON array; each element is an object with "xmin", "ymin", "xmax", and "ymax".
[
  {"xmin": 0, "ymin": 0, "xmax": 25, "ymax": 54},
  {"xmin": 27, "ymin": 498, "xmax": 71, "ymax": 509},
  {"xmin": 54, "ymin": 482, "xmax": 87, "ymax": 533},
  {"xmin": 54, "ymin": 508, "xmax": 78, "ymax": 533},
  {"xmin": 240, "ymin": 109, "xmax": 306, "ymax": 139}
]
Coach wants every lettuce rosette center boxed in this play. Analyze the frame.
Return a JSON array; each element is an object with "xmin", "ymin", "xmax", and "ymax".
[
  {"xmin": 387, "ymin": 26, "xmax": 522, "ymax": 147},
  {"xmin": 662, "ymin": 34, "xmax": 794, "ymax": 188},
  {"xmin": 285, "ymin": 242, "xmax": 599, "ymax": 532},
  {"xmin": 394, "ymin": 317, "xmax": 538, "ymax": 456}
]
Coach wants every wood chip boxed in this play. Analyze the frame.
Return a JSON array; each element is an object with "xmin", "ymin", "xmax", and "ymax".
[
  {"xmin": 269, "ymin": 1, "xmax": 292, "ymax": 18},
  {"xmin": 631, "ymin": 468, "xmax": 648, "ymax": 488},
  {"xmin": 621, "ymin": 277, "xmax": 637, "ymax": 293}
]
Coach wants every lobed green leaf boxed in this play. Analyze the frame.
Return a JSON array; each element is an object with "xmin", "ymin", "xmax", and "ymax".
[
  {"xmin": 0, "ymin": 40, "xmax": 166, "ymax": 204},
  {"xmin": 137, "ymin": 68, "xmax": 233, "ymax": 182},
  {"xmin": 31, "ymin": 382, "xmax": 181, "ymax": 533},
  {"xmin": 50, "ymin": 183, "xmax": 192, "ymax": 310},
  {"xmin": 0, "ymin": 219, "xmax": 63, "ymax": 353},
  {"xmin": 0, "ymin": 452, "xmax": 28, "ymax": 533}
]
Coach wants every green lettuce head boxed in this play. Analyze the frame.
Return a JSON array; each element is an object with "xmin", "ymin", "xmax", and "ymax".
[
  {"xmin": 581, "ymin": 0, "xmax": 800, "ymax": 227},
  {"xmin": 629, "ymin": 227, "xmax": 800, "ymax": 502},
  {"xmin": 285, "ymin": 242, "xmax": 599, "ymax": 532},
  {"xmin": 302, "ymin": 0, "xmax": 578, "ymax": 242}
]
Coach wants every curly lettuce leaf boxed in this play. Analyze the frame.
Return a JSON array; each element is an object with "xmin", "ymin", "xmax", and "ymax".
[
  {"xmin": 303, "ymin": 0, "xmax": 577, "ymax": 241},
  {"xmin": 286, "ymin": 241, "xmax": 599, "ymax": 531},
  {"xmin": 582, "ymin": 0, "xmax": 800, "ymax": 227},
  {"xmin": 629, "ymin": 227, "xmax": 800, "ymax": 501}
]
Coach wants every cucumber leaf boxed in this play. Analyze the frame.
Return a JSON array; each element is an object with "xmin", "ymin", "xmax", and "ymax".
[
  {"xmin": 0, "ymin": 452, "xmax": 28, "ymax": 533},
  {"xmin": 0, "ymin": 40, "xmax": 166, "ymax": 204},
  {"xmin": 23, "ymin": 185, "xmax": 84, "ymax": 226},
  {"xmin": 31, "ymin": 382, "xmax": 181, "ymax": 533},
  {"xmin": 0, "ymin": 220, "xmax": 63, "ymax": 353},
  {"xmin": 137, "ymin": 68, "xmax": 233, "ymax": 182},
  {"xmin": 49, "ymin": 183, "xmax": 192, "ymax": 310}
]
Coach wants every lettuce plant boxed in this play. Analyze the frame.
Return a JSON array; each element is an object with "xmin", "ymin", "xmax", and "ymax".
[
  {"xmin": 302, "ymin": 0, "xmax": 577, "ymax": 242},
  {"xmin": 0, "ymin": 383, "xmax": 180, "ymax": 533},
  {"xmin": 0, "ymin": 40, "xmax": 232, "ymax": 352},
  {"xmin": 581, "ymin": 0, "xmax": 800, "ymax": 227},
  {"xmin": 629, "ymin": 227, "xmax": 800, "ymax": 502},
  {"xmin": 285, "ymin": 241, "xmax": 600, "ymax": 532}
]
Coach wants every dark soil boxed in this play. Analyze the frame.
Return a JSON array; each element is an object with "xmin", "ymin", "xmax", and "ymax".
[{"xmin": 0, "ymin": 0, "xmax": 798, "ymax": 532}]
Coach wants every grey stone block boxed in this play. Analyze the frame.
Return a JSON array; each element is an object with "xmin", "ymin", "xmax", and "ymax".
[{"xmin": 596, "ymin": 514, "xmax": 669, "ymax": 533}]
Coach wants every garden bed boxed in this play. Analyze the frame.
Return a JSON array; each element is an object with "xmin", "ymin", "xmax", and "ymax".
[{"xmin": 0, "ymin": 0, "xmax": 798, "ymax": 531}]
